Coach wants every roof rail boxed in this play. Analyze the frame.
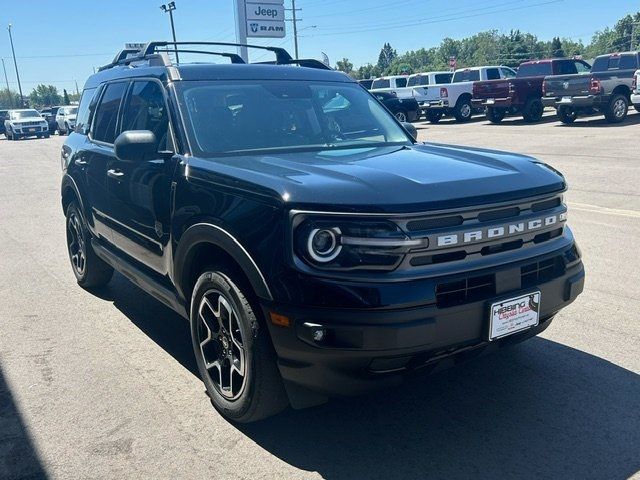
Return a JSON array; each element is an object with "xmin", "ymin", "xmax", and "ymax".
[{"xmin": 98, "ymin": 41, "xmax": 332, "ymax": 72}]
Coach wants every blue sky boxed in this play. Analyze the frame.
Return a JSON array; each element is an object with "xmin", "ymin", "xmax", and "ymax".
[{"xmin": 0, "ymin": 0, "xmax": 637, "ymax": 94}]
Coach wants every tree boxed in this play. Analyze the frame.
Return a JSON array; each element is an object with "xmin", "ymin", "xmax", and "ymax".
[
  {"xmin": 377, "ymin": 43, "xmax": 397, "ymax": 71},
  {"xmin": 0, "ymin": 88, "xmax": 21, "ymax": 109},
  {"xmin": 335, "ymin": 58, "xmax": 354, "ymax": 76},
  {"xmin": 63, "ymin": 89, "xmax": 71, "ymax": 105},
  {"xmin": 551, "ymin": 37, "xmax": 565, "ymax": 57},
  {"xmin": 355, "ymin": 63, "xmax": 380, "ymax": 80},
  {"xmin": 29, "ymin": 84, "xmax": 61, "ymax": 108}
]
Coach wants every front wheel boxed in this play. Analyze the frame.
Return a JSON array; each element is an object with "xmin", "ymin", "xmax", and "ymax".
[
  {"xmin": 65, "ymin": 202, "xmax": 113, "ymax": 288},
  {"xmin": 558, "ymin": 106, "xmax": 577, "ymax": 124},
  {"xmin": 453, "ymin": 98, "xmax": 473, "ymax": 122},
  {"xmin": 190, "ymin": 270, "xmax": 288, "ymax": 423},
  {"xmin": 604, "ymin": 94, "xmax": 628, "ymax": 123},
  {"xmin": 394, "ymin": 110, "xmax": 408, "ymax": 122},
  {"xmin": 486, "ymin": 107, "xmax": 506, "ymax": 124},
  {"xmin": 634, "ymin": 104, "xmax": 640, "ymax": 113}
]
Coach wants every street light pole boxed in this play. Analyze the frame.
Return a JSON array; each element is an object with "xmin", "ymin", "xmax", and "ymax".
[
  {"xmin": 160, "ymin": 2, "xmax": 180, "ymax": 63},
  {"xmin": 7, "ymin": 24, "xmax": 24, "ymax": 107},
  {"xmin": 2, "ymin": 58, "xmax": 14, "ymax": 108}
]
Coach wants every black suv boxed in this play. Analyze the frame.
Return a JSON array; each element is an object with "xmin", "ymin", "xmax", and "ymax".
[{"xmin": 61, "ymin": 42, "xmax": 584, "ymax": 422}]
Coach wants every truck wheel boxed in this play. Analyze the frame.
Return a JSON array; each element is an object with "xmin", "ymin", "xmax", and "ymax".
[
  {"xmin": 558, "ymin": 106, "xmax": 577, "ymax": 124},
  {"xmin": 604, "ymin": 94, "xmax": 628, "ymax": 123},
  {"xmin": 65, "ymin": 201, "xmax": 114, "ymax": 288},
  {"xmin": 522, "ymin": 98, "xmax": 544, "ymax": 123},
  {"xmin": 394, "ymin": 110, "xmax": 408, "ymax": 122},
  {"xmin": 486, "ymin": 107, "xmax": 505, "ymax": 124},
  {"xmin": 190, "ymin": 270, "xmax": 288, "ymax": 423},
  {"xmin": 453, "ymin": 98, "xmax": 473, "ymax": 122},
  {"xmin": 634, "ymin": 104, "xmax": 640, "ymax": 113},
  {"xmin": 426, "ymin": 110, "xmax": 443, "ymax": 123}
]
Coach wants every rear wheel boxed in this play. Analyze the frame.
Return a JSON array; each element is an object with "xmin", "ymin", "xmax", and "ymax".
[
  {"xmin": 426, "ymin": 110, "xmax": 443, "ymax": 123},
  {"xmin": 191, "ymin": 270, "xmax": 288, "ymax": 423},
  {"xmin": 486, "ymin": 107, "xmax": 506, "ymax": 124},
  {"xmin": 522, "ymin": 98, "xmax": 544, "ymax": 123},
  {"xmin": 558, "ymin": 106, "xmax": 577, "ymax": 124},
  {"xmin": 453, "ymin": 97, "xmax": 473, "ymax": 122},
  {"xmin": 65, "ymin": 202, "xmax": 113, "ymax": 288},
  {"xmin": 604, "ymin": 94, "xmax": 628, "ymax": 123},
  {"xmin": 394, "ymin": 110, "xmax": 408, "ymax": 122}
]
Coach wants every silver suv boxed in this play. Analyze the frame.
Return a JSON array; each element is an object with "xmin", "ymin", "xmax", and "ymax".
[
  {"xmin": 4, "ymin": 109, "xmax": 49, "ymax": 140},
  {"xmin": 56, "ymin": 106, "xmax": 78, "ymax": 135}
]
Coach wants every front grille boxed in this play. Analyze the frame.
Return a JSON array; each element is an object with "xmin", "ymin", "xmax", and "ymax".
[
  {"xmin": 18, "ymin": 121, "xmax": 42, "ymax": 127},
  {"xmin": 436, "ymin": 274, "xmax": 495, "ymax": 308},
  {"xmin": 521, "ymin": 256, "xmax": 565, "ymax": 287}
]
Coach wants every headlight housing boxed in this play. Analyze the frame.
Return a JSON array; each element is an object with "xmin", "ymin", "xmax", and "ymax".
[{"xmin": 292, "ymin": 216, "xmax": 425, "ymax": 271}]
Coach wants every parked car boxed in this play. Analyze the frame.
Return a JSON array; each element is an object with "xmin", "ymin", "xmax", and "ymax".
[
  {"xmin": 370, "ymin": 75, "xmax": 412, "ymax": 98},
  {"xmin": 61, "ymin": 41, "xmax": 584, "ymax": 423},
  {"xmin": 56, "ymin": 105, "xmax": 78, "ymax": 135},
  {"xmin": 473, "ymin": 58, "xmax": 592, "ymax": 123},
  {"xmin": 542, "ymin": 51, "xmax": 640, "ymax": 124},
  {"xmin": 0, "ymin": 110, "xmax": 8, "ymax": 136},
  {"xmin": 421, "ymin": 65, "xmax": 518, "ymax": 123},
  {"xmin": 631, "ymin": 69, "xmax": 640, "ymax": 112},
  {"xmin": 372, "ymin": 90, "xmax": 419, "ymax": 122},
  {"xmin": 357, "ymin": 79, "xmax": 373, "ymax": 90},
  {"xmin": 4, "ymin": 109, "xmax": 49, "ymax": 139},
  {"xmin": 40, "ymin": 106, "xmax": 62, "ymax": 133},
  {"xmin": 407, "ymin": 71, "xmax": 453, "ymax": 118}
]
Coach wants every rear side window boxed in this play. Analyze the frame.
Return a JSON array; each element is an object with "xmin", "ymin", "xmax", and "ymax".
[
  {"xmin": 619, "ymin": 54, "xmax": 639, "ymax": 70},
  {"xmin": 75, "ymin": 88, "xmax": 97, "ymax": 135},
  {"xmin": 395, "ymin": 77, "xmax": 407, "ymax": 88},
  {"xmin": 556, "ymin": 61, "xmax": 578, "ymax": 76},
  {"xmin": 92, "ymin": 82, "xmax": 127, "ymax": 144},
  {"xmin": 486, "ymin": 68, "xmax": 500, "ymax": 80},
  {"xmin": 453, "ymin": 70, "xmax": 480, "ymax": 82},
  {"xmin": 517, "ymin": 63, "xmax": 553, "ymax": 77},
  {"xmin": 120, "ymin": 81, "xmax": 169, "ymax": 149},
  {"xmin": 372, "ymin": 79, "xmax": 390, "ymax": 89},
  {"xmin": 434, "ymin": 73, "xmax": 453, "ymax": 84},
  {"xmin": 407, "ymin": 76, "xmax": 428, "ymax": 87}
]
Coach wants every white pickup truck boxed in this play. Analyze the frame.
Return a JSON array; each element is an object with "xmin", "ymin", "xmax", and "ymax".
[
  {"xmin": 632, "ymin": 69, "xmax": 640, "ymax": 112},
  {"xmin": 407, "ymin": 71, "xmax": 453, "ymax": 105},
  {"xmin": 370, "ymin": 75, "xmax": 412, "ymax": 98},
  {"xmin": 421, "ymin": 65, "xmax": 517, "ymax": 123}
]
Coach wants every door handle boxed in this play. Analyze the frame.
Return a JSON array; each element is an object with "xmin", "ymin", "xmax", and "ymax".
[
  {"xmin": 107, "ymin": 168, "xmax": 124, "ymax": 180},
  {"xmin": 74, "ymin": 158, "xmax": 87, "ymax": 166}
]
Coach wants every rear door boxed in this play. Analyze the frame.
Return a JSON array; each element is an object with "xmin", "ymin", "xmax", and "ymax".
[
  {"xmin": 84, "ymin": 81, "xmax": 129, "ymax": 243},
  {"xmin": 103, "ymin": 79, "xmax": 175, "ymax": 275}
]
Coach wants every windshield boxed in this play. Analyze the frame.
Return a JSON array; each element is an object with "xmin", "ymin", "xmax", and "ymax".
[
  {"xmin": 452, "ymin": 70, "xmax": 480, "ymax": 83},
  {"xmin": 517, "ymin": 63, "xmax": 553, "ymax": 77},
  {"xmin": 12, "ymin": 110, "xmax": 41, "ymax": 119},
  {"xmin": 175, "ymin": 80, "xmax": 411, "ymax": 156},
  {"xmin": 64, "ymin": 107, "xmax": 78, "ymax": 115}
]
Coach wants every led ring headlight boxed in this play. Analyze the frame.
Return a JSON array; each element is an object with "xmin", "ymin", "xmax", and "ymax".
[{"xmin": 307, "ymin": 228, "xmax": 342, "ymax": 263}]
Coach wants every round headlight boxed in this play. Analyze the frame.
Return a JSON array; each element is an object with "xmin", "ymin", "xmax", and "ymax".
[{"xmin": 307, "ymin": 228, "xmax": 341, "ymax": 263}]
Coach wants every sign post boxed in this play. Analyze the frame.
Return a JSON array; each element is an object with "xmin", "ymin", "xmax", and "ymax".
[{"xmin": 234, "ymin": 0, "xmax": 286, "ymax": 62}]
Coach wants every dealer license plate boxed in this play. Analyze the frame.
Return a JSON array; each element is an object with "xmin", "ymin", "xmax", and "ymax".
[
  {"xmin": 489, "ymin": 292, "xmax": 540, "ymax": 341},
  {"xmin": 560, "ymin": 96, "xmax": 572, "ymax": 103},
  {"xmin": 486, "ymin": 99, "xmax": 495, "ymax": 105},
  {"xmin": 28, "ymin": 128, "xmax": 36, "ymax": 133}
]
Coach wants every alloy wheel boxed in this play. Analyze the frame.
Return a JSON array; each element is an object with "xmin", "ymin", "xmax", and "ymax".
[
  {"xmin": 67, "ymin": 212, "xmax": 86, "ymax": 275},
  {"xmin": 197, "ymin": 290, "xmax": 247, "ymax": 400},
  {"xmin": 460, "ymin": 103, "xmax": 472, "ymax": 118},
  {"xmin": 613, "ymin": 99, "xmax": 627, "ymax": 118},
  {"xmin": 395, "ymin": 111, "xmax": 407, "ymax": 122}
]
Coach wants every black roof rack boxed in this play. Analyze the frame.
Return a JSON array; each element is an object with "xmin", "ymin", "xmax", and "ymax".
[{"xmin": 98, "ymin": 41, "xmax": 324, "ymax": 71}]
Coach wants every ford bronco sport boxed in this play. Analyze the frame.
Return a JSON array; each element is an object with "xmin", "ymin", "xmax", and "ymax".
[{"xmin": 61, "ymin": 42, "xmax": 584, "ymax": 422}]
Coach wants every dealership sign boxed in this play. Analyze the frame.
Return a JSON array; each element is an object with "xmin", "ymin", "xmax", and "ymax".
[{"xmin": 245, "ymin": 1, "xmax": 286, "ymax": 38}]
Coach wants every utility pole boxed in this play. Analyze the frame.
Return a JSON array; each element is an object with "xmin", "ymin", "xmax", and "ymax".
[
  {"xmin": 75, "ymin": 80, "xmax": 80, "ymax": 97},
  {"xmin": 160, "ymin": 2, "xmax": 179, "ymax": 63},
  {"xmin": 7, "ymin": 24, "xmax": 24, "ymax": 107},
  {"xmin": 2, "ymin": 58, "xmax": 13, "ymax": 108},
  {"xmin": 286, "ymin": 0, "xmax": 302, "ymax": 59}
]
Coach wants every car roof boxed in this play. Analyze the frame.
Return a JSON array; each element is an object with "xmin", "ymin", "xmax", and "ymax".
[
  {"xmin": 8, "ymin": 108, "xmax": 38, "ymax": 112},
  {"xmin": 595, "ymin": 51, "xmax": 639, "ymax": 59},
  {"xmin": 84, "ymin": 62, "xmax": 352, "ymax": 89}
]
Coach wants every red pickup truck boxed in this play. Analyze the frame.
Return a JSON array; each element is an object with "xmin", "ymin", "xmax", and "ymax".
[{"xmin": 472, "ymin": 58, "xmax": 592, "ymax": 123}]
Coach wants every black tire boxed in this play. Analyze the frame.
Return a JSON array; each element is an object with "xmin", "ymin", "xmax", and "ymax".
[
  {"xmin": 65, "ymin": 202, "xmax": 114, "ymax": 288},
  {"xmin": 522, "ymin": 97, "xmax": 544, "ymax": 123},
  {"xmin": 634, "ymin": 104, "xmax": 640, "ymax": 113},
  {"xmin": 190, "ymin": 270, "xmax": 288, "ymax": 423},
  {"xmin": 65, "ymin": 122, "xmax": 72, "ymax": 135},
  {"xmin": 486, "ymin": 107, "xmax": 506, "ymax": 124},
  {"xmin": 426, "ymin": 110, "xmax": 443, "ymax": 123},
  {"xmin": 44, "ymin": 133, "xmax": 50, "ymax": 139},
  {"xmin": 394, "ymin": 110, "xmax": 408, "ymax": 123},
  {"xmin": 604, "ymin": 94, "xmax": 628, "ymax": 123},
  {"xmin": 558, "ymin": 106, "xmax": 577, "ymax": 124},
  {"xmin": 453, "ymin": 97, "xmax": 473, "ymax": 122}
]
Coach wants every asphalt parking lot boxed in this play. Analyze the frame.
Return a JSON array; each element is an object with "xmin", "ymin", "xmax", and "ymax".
[{"xmin": 1, "ymin": 110, "xmax": 639, "ymax": 479}]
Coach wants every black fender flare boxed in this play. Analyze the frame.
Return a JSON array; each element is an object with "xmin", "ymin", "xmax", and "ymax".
[
  {"xmin": 173, "ymin": 222, "xmax": 273, "ymax": 302},
  {"xmin": 61, "ymin": 173, "xmax": 88, "ymax": 219}
]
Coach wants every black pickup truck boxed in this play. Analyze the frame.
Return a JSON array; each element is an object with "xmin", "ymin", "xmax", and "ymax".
[
  {"xmin": 543, "ymin": 51, "xmax": 640, "ymax": 124},
  {"xmin": 61, "ymin": 42, "xmax": 584, "ymax": 423}
]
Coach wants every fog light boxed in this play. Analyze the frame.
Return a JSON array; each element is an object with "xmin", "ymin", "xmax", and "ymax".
[{"xmin": 312, "ymin": 328, "xmax": 326, "ymax": 343}]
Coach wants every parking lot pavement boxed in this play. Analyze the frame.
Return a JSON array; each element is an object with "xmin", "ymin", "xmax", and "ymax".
[{"xmin": 1, "ymin": 113, "xmax": 639, "ymax": 479}]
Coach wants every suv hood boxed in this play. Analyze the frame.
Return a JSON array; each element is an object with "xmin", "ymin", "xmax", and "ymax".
[{"xmin": 186, "ymin": 144, "xmax": 565, "ymax": 213}]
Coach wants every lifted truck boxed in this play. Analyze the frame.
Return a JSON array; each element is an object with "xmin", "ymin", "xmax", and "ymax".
[
  {"xmin": 421, "ymin": 65, "xmax": 517, "ymax": 123},
  {"xmin": 543, "ymin": 51, "xmax": 640, "ymax": 124},
  {"xmin": 473, "ymin": 58, "xmax": 591, "ymax": 123}
]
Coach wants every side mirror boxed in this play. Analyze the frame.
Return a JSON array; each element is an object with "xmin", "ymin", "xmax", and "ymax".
[
  {"xmin": 402, "ymin": 122, "xmax": 418, "ymax": 141},
  {"xmin": 114, "ymin": 130, "xmax": 158, "ymax": 162}
]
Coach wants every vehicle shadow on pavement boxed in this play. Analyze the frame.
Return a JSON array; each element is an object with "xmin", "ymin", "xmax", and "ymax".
[
  {"xmin": 239, "ymin": 338, "xmax": 640, "ymax": 480},
  {"xmin": 553, "ymin": 110, "xmax": 640, "ymax": 128},
  {"xmin": 0, "ymin": 365, "xmax": 48, "ymax": 479}
]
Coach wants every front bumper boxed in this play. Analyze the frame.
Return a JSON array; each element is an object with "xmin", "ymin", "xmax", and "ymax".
[
  {"xmin": 263, "ymin": 243, "xmax": 584, "ymax": 406},
  {"xmin": 12, "ymin": 125, "xmax": 48, "ymax": 135}
]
